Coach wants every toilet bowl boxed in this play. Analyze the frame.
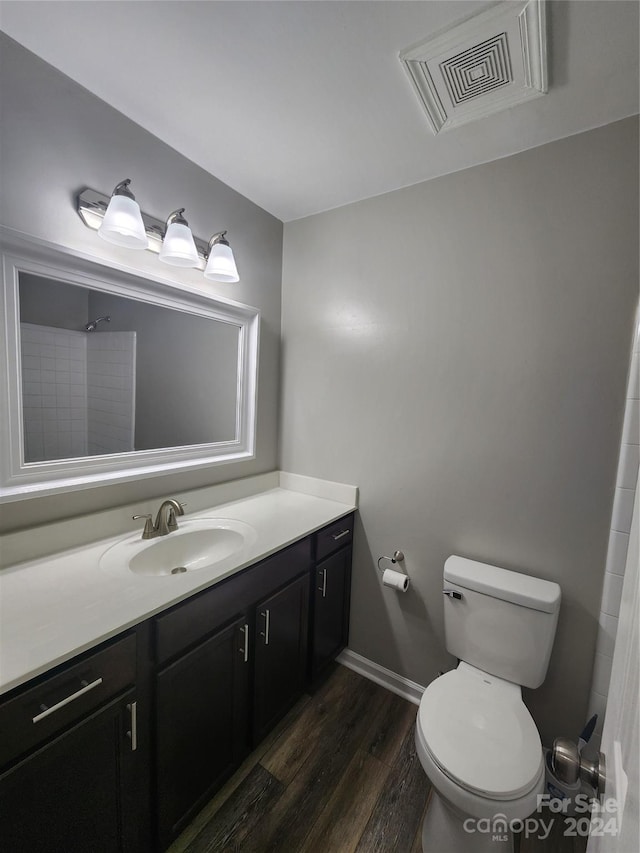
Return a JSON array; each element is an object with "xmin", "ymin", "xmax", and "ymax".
[
  {"xmin": 416, "ymin": 556, "xmax": 561, "ymax": 853},
  {"xmin": 415, "ymin": 663, "xmax": 544, "ymax": 822}
]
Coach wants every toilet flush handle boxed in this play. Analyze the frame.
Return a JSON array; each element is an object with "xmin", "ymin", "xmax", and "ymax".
[{"xmin": 443, "ymin": 589, "xmax": 463, "ymax": 600}]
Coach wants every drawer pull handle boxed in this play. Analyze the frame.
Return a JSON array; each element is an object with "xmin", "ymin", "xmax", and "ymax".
[
  {"xmin": 318, "ymin": 568, "xmax": 327, "ymax": 598},
  {"xmin": 239, "ymin": 624, "xmax": 249, "ymax": 662},
  {"xmin": 331, "ymin": 529, "xmax": 350, "ymax": 541},
  {"xmin": 127, "ymin": 701, "xmax": 137, "ymax": 751},
  {"xmin": 32, "ymin": 677, "xmax": 103, "ymax": 723},
  {"xmin": 260, "ymin": 609, "xmax": 270, "ymax": 645}
]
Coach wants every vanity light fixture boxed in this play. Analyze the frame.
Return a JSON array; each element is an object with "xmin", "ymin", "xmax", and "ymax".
[
  {"xmin": 158, "ymin": 209, "xmax": 200, "ymax": 268},
  {"xmin": 204, "ymin": 232, "xmax": 239, "ymax": 283},
  {"xmin": 76, "ymin": 184, "xmax": 240, "ymax": 283},
  {"xmin": 97, "ymin": 180, "xmax": 148, "ymax": 250}
]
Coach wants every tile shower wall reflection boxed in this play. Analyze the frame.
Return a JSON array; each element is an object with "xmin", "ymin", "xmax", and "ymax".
[
  {"xmin": 20, "ymin": 323, "xmax": 136, "ymax": 462},
  {"xmin": 21, "ymin": 323, "xmax": 87, "ymax": 461}
]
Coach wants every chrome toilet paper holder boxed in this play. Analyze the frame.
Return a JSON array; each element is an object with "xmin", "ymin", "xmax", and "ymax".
[
  {"xmin": 377, "ymin": 551, "xmax": 410, "ymax": 592},
  {"xmin": 377, "ymin": 550, "xmax": 405, "ymax": 574}
]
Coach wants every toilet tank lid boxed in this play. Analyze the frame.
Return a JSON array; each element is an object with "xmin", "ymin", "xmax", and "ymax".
[{"xmin": 444, "ymin": 556, "xmax": 561, "ymax": 613}]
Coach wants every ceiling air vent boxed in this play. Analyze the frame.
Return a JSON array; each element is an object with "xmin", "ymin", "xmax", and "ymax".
[{"xmin": 400, "ymin": 0, "xmax": 547, "ymax": 134}]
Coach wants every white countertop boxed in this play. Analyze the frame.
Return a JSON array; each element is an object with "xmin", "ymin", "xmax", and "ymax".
[{"xmin": 0, "ymin": 474, "xmax": 357, "ymax": 696}]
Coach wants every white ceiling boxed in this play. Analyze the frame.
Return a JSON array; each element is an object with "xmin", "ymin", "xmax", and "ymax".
[{"xmin": 1, "ymin": 1, "xmax": 638, "ymax": 222}]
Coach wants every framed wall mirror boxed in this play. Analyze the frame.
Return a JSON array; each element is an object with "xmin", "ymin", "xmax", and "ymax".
[{"xmin": 0, "ymin": 230, "xmax": 259, "ymax": 501}]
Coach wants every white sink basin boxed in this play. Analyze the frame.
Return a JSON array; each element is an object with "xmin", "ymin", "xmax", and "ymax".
[{"xmin": 100, "ymin": 518, "xmax": 257, "ymax": 577}]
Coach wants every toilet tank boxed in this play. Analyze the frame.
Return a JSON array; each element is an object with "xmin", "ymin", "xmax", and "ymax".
[{"xmin": 443, "ymin": 556, "xmax": 561, "ymax": 689}]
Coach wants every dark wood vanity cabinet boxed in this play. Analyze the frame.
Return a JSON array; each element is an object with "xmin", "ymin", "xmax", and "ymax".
[
  {"xmin": 253, "ymin": 572, "xmax": 310, "ymax": 743},
  {"xmin": 0, "ymin": 514, "xmax": 354, "ymax": 853},
  {"xmin": 311, "ymin": 546, "xmax": 352, "ymax": 678},
  {"xmin": 155, "ymin": 615, "xmax": 250, "ymax": 850},
  {"xmin": 151, "ymin": 536, "xmax": 312, "ymax": 849},
  {"xmin": 0, "ymin": 691, "xmax": 138, "ymax": 853},
  {"xmin": 310, "ymin": 514, "xmax": 354, "ymax": 680},
  {"xmin": 0, "ymin": 633, "xmax": 142, "ymax": 853}
]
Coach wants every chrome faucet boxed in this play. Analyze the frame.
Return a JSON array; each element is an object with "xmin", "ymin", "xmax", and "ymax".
[{"xmin": 132, "ymin": 499, "xmax": 186, "ymax": 540}]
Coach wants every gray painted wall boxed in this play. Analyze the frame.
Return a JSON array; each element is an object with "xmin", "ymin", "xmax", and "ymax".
[
  {"xmin": 280, "ymin": 118, "xmax": 639, "ymax": 745},
  {"xmin": 0, "ymin": 34, "xmax": 283, "ymax": 532}
]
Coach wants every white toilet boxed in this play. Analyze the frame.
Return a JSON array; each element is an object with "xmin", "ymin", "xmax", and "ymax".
[{"xmin": 415, "ymin": 555, "xmax": 561, "ymax": 853}]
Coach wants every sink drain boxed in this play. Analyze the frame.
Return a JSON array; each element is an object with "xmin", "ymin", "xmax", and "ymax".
[{"xmin": 171, "ymin": 566, "xmax": 187, "ymax": 575}]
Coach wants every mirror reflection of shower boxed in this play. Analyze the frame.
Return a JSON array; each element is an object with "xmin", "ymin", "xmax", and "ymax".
[
  {"xmin": 20, "ymin": 306, "xmax": 136, "ymax": 461},
  {"xmin": 84, "ymin": 315, "xmax": 111, "ymax": 332},
  {"xmin": 18, "ymin": 271, "xmax": 240, "ymax": 462}
]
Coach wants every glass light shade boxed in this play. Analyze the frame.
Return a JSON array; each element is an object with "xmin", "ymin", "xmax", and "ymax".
[
  {"xmin": 204, "ymin": 242, "xmax": 239, "ymax": 282},
  {"xmin": 97, "ymin": 194, "xmax": 148, "ymax": 249},
  {"xmin": 159, "ymin": 222, "xmax": 200, "ymax": 267}
]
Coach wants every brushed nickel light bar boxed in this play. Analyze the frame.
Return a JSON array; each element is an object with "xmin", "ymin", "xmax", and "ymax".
[{"xmin": 76, "ymin": 182, "xmax": 239, "ymax": 282}]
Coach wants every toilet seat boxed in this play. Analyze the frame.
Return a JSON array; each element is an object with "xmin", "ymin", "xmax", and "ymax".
[{"xmin": 417, "ymin": 662, "xmax": 542, "ymax": 801}]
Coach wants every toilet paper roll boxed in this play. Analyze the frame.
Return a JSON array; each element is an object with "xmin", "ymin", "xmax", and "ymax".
[{"xmin": 382, "ymin": 568, "xmax": 410, "ymax": 592}]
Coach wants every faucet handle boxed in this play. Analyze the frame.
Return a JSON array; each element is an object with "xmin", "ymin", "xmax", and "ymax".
[
  {"xmin": 132, "ymin": 514, "xmax": 155, "ymax": 540},
  {"xmin": 168, "ymin": 502, "xmax": 187, "ymax": 531}
]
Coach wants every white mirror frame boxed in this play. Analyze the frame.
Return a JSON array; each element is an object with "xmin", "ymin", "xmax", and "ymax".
[{"xmin": 0, "ymin": 228, "xmax": 259, "ymax": 502}]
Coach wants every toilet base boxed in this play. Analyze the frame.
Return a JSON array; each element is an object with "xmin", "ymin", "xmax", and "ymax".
[{"xmin": 422, "ymin": 791, "xmax": 515, "ymax": 853}]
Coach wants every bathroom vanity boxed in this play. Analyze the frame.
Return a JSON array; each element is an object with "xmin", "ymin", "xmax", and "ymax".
[{"xmin": 0, "ymin": 481, "xmax": 355, "ymax": 852}]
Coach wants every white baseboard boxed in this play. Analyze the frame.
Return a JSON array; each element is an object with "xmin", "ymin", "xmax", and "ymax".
[{"xmin": 336, "ymin": 648, "xmax": 425, "ymax": 706}]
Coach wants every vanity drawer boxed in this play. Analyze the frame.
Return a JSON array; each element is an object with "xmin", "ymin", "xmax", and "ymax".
[
  {"xmin": 155, "ymin": 570, "xmax": 249, "ymax": 666},
  {"xmin": 155, "ymin": 537, "xmax": 312, "ymax": 666},
  {"xmin": 0, "ymin": 632, "xmax": 136, "ymax": 769},
  {"xmin": 315, "ymin": 514, "xmax": 354, "ymax": 562}
]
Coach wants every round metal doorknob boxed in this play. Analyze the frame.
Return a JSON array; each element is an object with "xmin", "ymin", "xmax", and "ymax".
[
  {"xmin": 551, "ymin": 736, "xmax": 580, "ymax": 784},
  {"xmin": 580, "ymin": 752, "xmax": 607, "ymax": 796},
  {"xmin": 551, "ymin": 736, "xmax": 607, "ymax": 797}
]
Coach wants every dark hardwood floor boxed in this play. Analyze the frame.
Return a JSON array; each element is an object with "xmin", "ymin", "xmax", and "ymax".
[
  {"xmin": 168, "ymin": 665, "xmax": 426, "ymax": 853},
  {"xmin": 168, "ymin": 665, "xmax": 588, "ymax": 853}
]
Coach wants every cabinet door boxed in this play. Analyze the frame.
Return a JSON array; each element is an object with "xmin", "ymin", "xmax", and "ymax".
[
  {"xmin": 253, "ymin": 573, "xmax": 309, "ymax": 743},
  {"xmin": 311, "ymin": 546, "xmax": 351, "ymax": 678},
  {"xmin": 155, "ymin": 616, "xmax": 250, "ymax": 849},
  {"xmin": 0, "ymin": 690, "xmax": 138, "ymax": 853}
]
